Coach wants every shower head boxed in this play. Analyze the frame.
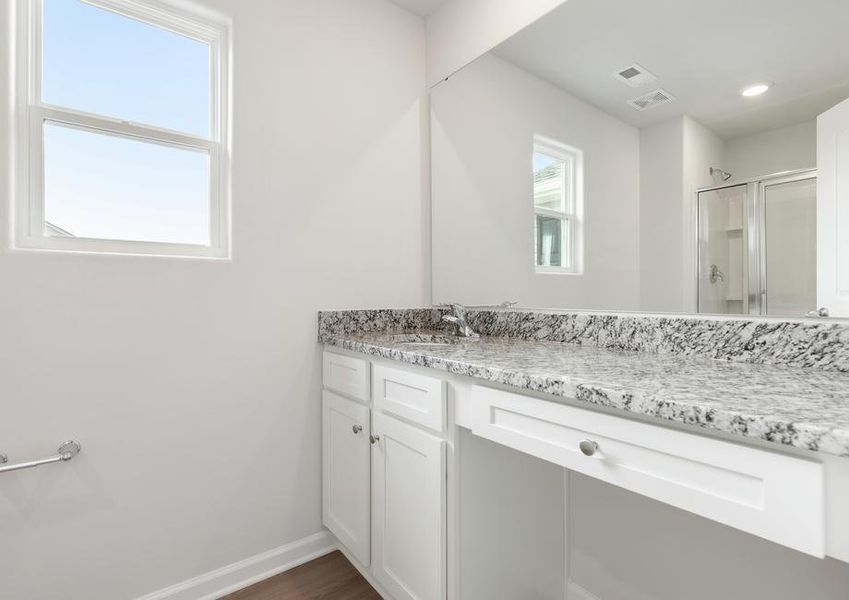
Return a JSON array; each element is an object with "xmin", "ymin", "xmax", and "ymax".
[{"xmin": 710, "ymin": 167, "xmax": 733, "ymax": 182}]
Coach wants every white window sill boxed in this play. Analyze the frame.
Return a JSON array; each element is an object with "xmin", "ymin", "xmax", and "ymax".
[{"xmin": 535, "ymin": 266, "xmax": 583, "ymax": 276}]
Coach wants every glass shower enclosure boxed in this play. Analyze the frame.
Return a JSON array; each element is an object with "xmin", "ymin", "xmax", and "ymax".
[{"xmin": 696, "ymin": 169, "xmax": 817, "ymax": 317}]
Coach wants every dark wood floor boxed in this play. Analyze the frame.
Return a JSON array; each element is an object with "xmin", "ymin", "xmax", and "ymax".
[{"xmin": 220, "ymin": 551, "xmax": 381, "ymax": 600}]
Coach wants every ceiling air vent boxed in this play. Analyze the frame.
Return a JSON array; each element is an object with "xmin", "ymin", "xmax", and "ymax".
[
  {"xmin": 612, "ymin": 63, "xmax": 657, "ymax": 88},
  {"xmin": 627, "ymin": 88, "xmax": 676, "ymax": 111}
]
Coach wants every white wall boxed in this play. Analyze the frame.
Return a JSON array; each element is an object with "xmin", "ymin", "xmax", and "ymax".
[
  {"xmin": 725, "ymin": 119, "xmax": 816, "ymax": 182},
  {"xmin": 458, "ymin": 429, "xmax": 566, "ymax": 600},
  {"xmin": 431, "ymin": 53, "xmax": 641, "ymax": 310},
  {"xmin": 0, "ymin": 1, "xmax": 427, "ymax": 599},
  {"xmin": 639, "ymin": 115, "xmax": 724, "ymax": 313},
  {"xmin": 639, "ymin": 118, "xmax": 684, "ymax": 312},
  {"xmin": 425, "ymin": 0, "xmax": 566, "ymax": 87}
]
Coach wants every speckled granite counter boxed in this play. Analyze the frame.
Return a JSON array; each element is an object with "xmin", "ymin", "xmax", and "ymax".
[{"xmin": 318, "ymin": 309, "xmax": 849, "ymax": 458}]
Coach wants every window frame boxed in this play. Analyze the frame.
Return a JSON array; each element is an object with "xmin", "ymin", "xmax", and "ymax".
[
  {"xmin": 14, "ymin": 0, "xmax": 231, "ymax": 258},
  {"xmin": 533, "ymin": 136, "xmax": 584, "ymax": 275}
]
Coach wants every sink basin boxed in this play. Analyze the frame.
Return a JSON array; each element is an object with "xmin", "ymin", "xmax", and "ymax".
[{"xmin": 390, "ymin": 333, "xmax": 467, "ymax": 346}]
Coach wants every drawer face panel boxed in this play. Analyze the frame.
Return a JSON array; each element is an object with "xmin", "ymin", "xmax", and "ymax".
[
  {"xmin": 323, "ymin": 352, "xmax": 369, "ymax": 403},
  {"xmin": 373, "ymin": 364, "xmax": 446, "ymax": 433},
  {"xmin": 470, "ymin": 385, "xmax": 825, "ymax": 557}
]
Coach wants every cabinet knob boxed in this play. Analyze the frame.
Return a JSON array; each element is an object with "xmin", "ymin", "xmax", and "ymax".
[
  {"xmin": 370, "ymin": 434, "xmax": 380, "ymax": 445},
  {"xmin": 352, "ymin": 424, "xmax": 363, "ymax": 435},
  {"xmin": 579, "ymin": 440, "xmax": 599, "ymax": 457}
]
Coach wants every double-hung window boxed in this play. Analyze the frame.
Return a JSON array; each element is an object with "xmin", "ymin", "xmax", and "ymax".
[
  {"xmin": 533, "ymin": 136, "xmax": 583, "ymax": 274},
  {"xmin": 16, "ymin": 0, "xmax": 231, "ymax": 257}
]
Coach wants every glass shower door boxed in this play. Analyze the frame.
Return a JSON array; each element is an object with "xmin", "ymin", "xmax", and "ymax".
[
  {"xmin": 697, "ymin": 185, "xmax": 748, "ymax": 315},
  {"xmin": 762, "ymin": 176, "xmax": 817, "ymax": 316}
]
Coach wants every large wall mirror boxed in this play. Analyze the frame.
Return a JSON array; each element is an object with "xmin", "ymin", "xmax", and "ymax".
[{"xmin": 431, "ymin": 0, "xmax": 849, "ymax": 318}]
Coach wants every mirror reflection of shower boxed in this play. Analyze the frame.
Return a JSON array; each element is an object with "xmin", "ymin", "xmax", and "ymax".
[
  {"xmin": 709, "ymin": 264, "xmax": 725, "ymax": 284},
  {"xmin": 710, "ymin": 167, "xmax": 733, "ymax": 184},
  {"xmin": 697, "ymin": 169, "xmax": 817, "ymax": 317},
  {"xmin": 698, "ymin": 184, "xmax": 747, "ymax": 315}
]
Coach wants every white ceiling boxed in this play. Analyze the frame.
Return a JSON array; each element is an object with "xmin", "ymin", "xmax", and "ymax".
[
  {"xmin": 493, "ymin": 0, "xmax": 849, "ymax": 139},
  {"xmin": 388, "ymin": 0, "xmax": 450, "ymax": 17}
]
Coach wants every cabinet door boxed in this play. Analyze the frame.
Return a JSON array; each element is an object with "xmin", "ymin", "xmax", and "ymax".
[
  {"xmin": 323, "ymin": 391, "xmax": 371, "ymax": 566},
  {"xmin": 372, "ymin": 412, "xmax": 445, "ymax": 600}
]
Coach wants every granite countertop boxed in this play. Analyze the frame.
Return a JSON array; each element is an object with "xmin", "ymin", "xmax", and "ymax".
[{"xmin": 322, "ymin": 331, "xmax": 849, "ymax": 458}]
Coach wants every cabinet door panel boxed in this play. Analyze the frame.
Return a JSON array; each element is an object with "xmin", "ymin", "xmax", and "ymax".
[
  {"xmin": 323, "ymin": 391, "xmax": 371, "ymax": 565},
  {"xmin": 372, "ymin": 413, "xmax": 445, "ymax": 600}
]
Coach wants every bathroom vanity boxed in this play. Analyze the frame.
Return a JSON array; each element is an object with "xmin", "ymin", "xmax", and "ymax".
[{"xmin": 319, "ymin": 308, "xmax": 849, "ymax": 600}]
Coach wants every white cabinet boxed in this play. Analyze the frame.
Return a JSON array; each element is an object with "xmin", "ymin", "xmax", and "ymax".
[
  {"xmin": 322, "ymin": 351, "xmax": 447, "ymax": 599},
  {"xmin": 325, "ymin": 348, "xmax": 849, "ymax": 600},
  {"xmin": 372, "ymin": 411, "xmax": 446, "ymax": 600},
  {"xmin": 322, "ymin": 390, "xmax": 371, "ymax": 566}
]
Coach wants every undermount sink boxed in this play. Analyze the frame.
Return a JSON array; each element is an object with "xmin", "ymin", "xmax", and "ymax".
[{"xmin": 390, "ymin": 333, "xmax": 468, "ymax": 346}]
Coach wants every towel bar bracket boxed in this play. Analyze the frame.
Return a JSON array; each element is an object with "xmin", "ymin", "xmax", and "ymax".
[{"xmin": 0, "ymin": 440, "xmax": 82, "ymax": 475}]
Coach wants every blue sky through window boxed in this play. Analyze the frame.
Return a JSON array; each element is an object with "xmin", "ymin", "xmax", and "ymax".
[
  {"xmin": 43, "ymin": 0, "xmax": 211, "ymax": 135},
  {"xmin": 44, "ymin": 123, "xmax": 210, "ymax": 245},
  {"xmin": 533, "ymin": 152, "xmax": 557, "ymax": 173},
  {"xmin": 41, "ymin": 0, "xmax": 213, "ymax": 245}
]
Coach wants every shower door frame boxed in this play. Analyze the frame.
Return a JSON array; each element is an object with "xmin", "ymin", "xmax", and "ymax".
[{"xmin": 694, "ymin": 168, "xmax": 817, "ymax": 316}]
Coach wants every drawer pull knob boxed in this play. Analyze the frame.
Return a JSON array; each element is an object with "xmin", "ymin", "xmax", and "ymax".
[
  {"xmin": 370, "ymin": 434, "xmax": 380, "ymax": 445},
  {"xmin": 579, "ymin": 440, "xmax": 599, "ymax": 457},
  {"xmin": 352, "ymin": 425, "xmax": 363, "ymax": 435}
]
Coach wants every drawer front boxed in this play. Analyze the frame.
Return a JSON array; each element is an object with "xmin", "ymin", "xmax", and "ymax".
[
  {"xmin": 323, "ymin": 351, "xmax": 369, "ymax": 402},
  {"xmin": 373, "ymin": 363, "xmax": 446, "ymax": 433},
  {"xmin": 470, "ymin": 385, "xmax": 825, "ymax": 557}
]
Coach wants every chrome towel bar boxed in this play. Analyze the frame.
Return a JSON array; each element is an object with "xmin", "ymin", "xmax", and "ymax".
[{"xmin": 0, "ymin": 440, "xmax": 82, "ymax": 474}]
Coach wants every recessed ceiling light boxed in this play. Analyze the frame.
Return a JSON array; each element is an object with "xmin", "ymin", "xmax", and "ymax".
[{"xmin": 741, "ymin": 82, "xmax": 771, "ymax": 97}]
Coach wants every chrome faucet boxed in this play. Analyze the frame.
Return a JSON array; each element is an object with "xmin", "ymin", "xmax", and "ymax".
[{"xmin": 442, "ymin": 304, "xmax": 479, "ymax": 338}]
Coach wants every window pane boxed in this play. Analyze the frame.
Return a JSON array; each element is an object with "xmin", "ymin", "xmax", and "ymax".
[
  {"xmin": 43, "ymin": 0, "xmax": 211, "ymax": 137},
  {"xmin": 534, "ymin": 152, "xmax": 568, "ymax": 211},
  {"xmin": 44, "ymin": 122, "xmax": 210, "ymax": 245},
  {"xmin": 536, "ymin": 215, "xmax": 567, "ymax": 267}
]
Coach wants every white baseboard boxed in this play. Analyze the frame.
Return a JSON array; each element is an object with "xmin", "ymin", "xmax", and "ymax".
[
  {"xmin": 568, "ymin": 580, "xmax": 603, "ymax": 600},
  {"xmin": 133, "ymin": 530, "xmax": 599, "ymax": 600},
  {"xmin": 135, "ymin": 530, "xmax": 337, "ymax": 600}
]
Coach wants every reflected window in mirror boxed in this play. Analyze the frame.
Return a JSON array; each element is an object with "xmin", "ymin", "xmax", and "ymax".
[{"xmin": 534, "ymin": 137, "xmax": 583, "ymax": 274}]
